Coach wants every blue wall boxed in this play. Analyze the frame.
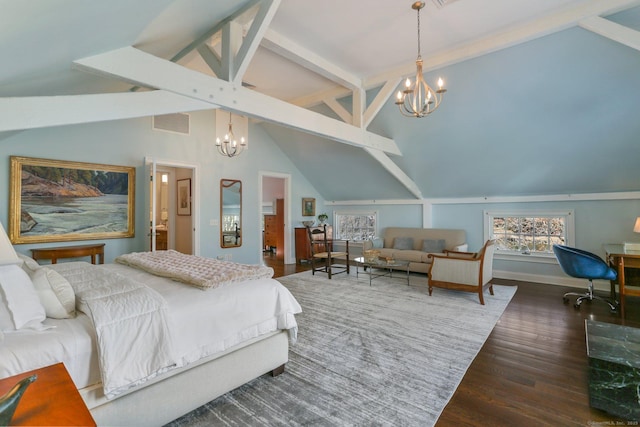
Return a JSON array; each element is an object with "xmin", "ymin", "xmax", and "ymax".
[{"xmin": 0, "ymin": 110, "xmax": 323, "ymax": 264}]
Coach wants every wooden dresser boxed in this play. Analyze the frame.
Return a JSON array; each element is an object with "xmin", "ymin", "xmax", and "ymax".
[{"xmin": 263, "ymin": 199, "xmax": 284, "ymax": 258}]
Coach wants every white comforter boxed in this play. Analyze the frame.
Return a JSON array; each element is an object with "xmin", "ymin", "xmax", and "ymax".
[{"xmin": 68, "ymin": 267, "xmax": 175, "ymax": 399}]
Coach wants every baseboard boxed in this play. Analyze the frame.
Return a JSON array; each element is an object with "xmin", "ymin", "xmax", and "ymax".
[{"xmin": 493, "ymin": 269, "xmax": 612, "ymax": 292}]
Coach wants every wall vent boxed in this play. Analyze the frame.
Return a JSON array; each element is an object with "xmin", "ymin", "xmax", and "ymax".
[
  {"xmin": 153, "ymin": 113, "xmax": 190, "ymax": 135},
  {"xmin": 431, "ymin": 0, "xmax": 459, "ymax": 9}
]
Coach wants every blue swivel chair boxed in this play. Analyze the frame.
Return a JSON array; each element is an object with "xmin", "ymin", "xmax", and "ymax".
[{"xmin": 553, "ymin": 244, "xmax": 617, "ymax": 311}]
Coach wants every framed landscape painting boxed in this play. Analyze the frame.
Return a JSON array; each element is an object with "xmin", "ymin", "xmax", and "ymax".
[{"xmin": 9, "ymin": 156, "xmax": 135, "ymax": 244}]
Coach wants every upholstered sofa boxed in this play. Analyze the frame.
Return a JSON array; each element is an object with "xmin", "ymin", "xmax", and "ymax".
[{"xmin": 362, "ymin": 227, "xmax": 468, "ymax": 274}]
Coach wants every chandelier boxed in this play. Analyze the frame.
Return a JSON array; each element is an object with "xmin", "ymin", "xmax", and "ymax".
[
  {"xmin": 396, "ymin": 1, "xmax": 446, "ymax": 118},
  {"xmin": 215, "ymin": 111, "xmax": 247, "ymax": 157}
]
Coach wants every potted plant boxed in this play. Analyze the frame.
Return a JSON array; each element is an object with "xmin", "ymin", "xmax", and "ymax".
[{"xmin": 317, "ymin": 213, "xmax": 328, "ymax": 224}]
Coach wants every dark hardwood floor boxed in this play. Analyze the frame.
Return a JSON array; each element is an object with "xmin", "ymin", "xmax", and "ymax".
[{"xmin": 264, "ymin": 253, "xmax": 640, "ymax": 426}]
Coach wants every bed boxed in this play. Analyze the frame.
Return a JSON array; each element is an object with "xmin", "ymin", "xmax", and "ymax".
[{"xmin": 0, "ymin": 250, "xmax": 302, "ymax": 426}]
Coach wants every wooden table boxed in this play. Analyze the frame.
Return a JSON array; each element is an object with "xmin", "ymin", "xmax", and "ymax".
[
  {"xmin": 0, "ymin": 363, "xmax": 95, "ymax": 426},
  {"xmin": 31, "ymin": 243, "xmax": 105, "ymax": 265},
  {"xmin": 604, "ymin": 244, "xmax": 640, "ymax": 317}
]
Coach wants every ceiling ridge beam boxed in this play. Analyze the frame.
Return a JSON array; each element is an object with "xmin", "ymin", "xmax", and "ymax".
[
  {"xmin": 363, "ymin": 147, "xmax": 423, "ymax": 199},
  {"xmin": 232, "ymin": 0, "xmax": 281, "ymax": 84},
  {"xmin": 72, "ymin": 46, "xmax": 401, "ymax": 155},
  {"xmin": 0, "ymin": 91, "xmax": 212, "ymax": 132},
  {"xmin": 579, "ymin": 16, "xmax": 640, "ymax": 52}
]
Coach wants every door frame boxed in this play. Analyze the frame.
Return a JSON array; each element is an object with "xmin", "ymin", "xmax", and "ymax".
[
  {"xmin": 259, "ymin": 171, "xmax": 293, "ymax": 264},
  {"xmin": 146, "ymin": 157, "xmax": 199, "ymax": 255}
]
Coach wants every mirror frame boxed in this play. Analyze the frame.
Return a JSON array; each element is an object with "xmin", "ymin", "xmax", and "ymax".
[{"xmin": 220, "ymin": 179, "xmax": 242, "ymax": 248}]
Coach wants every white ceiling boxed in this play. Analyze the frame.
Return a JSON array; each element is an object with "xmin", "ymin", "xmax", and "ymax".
[{"xmin": 2, "ymin": 0, "xmax": 632, "ymax": 103}]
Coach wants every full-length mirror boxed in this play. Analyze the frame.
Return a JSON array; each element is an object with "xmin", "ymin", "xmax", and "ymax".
[{"xmin": 220, "ymin": 179, "xmax": 242, "ymax": 248}]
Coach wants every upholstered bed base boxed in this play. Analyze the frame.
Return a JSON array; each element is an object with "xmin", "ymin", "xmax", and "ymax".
[{"xmin": 83, "ymin": 330, "xmax": 289, "ymax": 426}]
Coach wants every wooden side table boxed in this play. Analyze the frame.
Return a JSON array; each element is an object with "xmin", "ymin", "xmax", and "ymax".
[
  {"xmin": 0, "ymin": 363, "xmax": 95, "ymax": 426},
  {"xmin": 31, "ymin": 243, "xmax": 105, "ymax": 265}
]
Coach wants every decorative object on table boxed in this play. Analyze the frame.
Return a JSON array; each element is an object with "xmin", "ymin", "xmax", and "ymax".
[
  {"xmin": 302, "ymin": 198, "xmax": 315, "ymax": 216},
  {"xmin": 395, "ymin": 1, "xmax": 446, "ymax": 118},
  {"xmin": 623, "ymin": 217, "xmax": 640, "ymax": 251},
  {"xmin": 317, "ymin": 213, "xmax": 328, "ymax": 225},
  {"xmin": 9, "ymin": 156, "xmax": 135, "ymax": 244},
  {"xmin": 363, "ymin": 250, "xmax": 380, "ymax": 263},
  {"xmin": 301, "ymin": 220, "xmax": 315, "ymax": 227},
  {"xmin": 0, "ymin": 374, "xmax": 37, "ymax": 426}
]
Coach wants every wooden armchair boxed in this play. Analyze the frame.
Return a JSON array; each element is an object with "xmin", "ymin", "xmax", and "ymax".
[
  {"xmin": 307, "ymin": 225, "xmax": 349, "ymax": 279},
  {"xmin": 427, "ymin": 240, "xmax": 496, "ymax": 305}
]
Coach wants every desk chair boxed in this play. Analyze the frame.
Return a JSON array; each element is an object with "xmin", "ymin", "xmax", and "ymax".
[
  {"xmin": 307, "ymin": 225, "xmax": 349, "ymax": 279},
  {"xmin": 553, "ymin": 244, "xmax": 617, "ymax": 311}
]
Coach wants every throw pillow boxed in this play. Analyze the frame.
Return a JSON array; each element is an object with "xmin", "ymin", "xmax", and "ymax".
[
  {"xmin": 422, "ymin": 239, "xmax": 446, "ymax": 253},
  {"xmin": 370, "ymin": 237, "xmax": 384, "ymax": 249},
  {"xmin": 393, "ymin": 237, "xmax": 414, "ymax": 250},
  {"xmin": 30, "ymin": 267, "xmax": 76, "ymax": 319},
  {"xmin": 0, "ymin": 264, "xmax": 46, "ymax": 331}
]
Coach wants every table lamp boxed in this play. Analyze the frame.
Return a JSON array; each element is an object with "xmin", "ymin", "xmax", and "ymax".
[
  {"xmin": 624, "ymin": 217, "xmax": 640, "ymax": 251},
  {"xmin": 0, "ymin": 221, "xmax": 20, "ymax": 266}
]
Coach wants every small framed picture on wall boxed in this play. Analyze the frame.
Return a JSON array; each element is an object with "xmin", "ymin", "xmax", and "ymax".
[
  {"xmin": 302, "ymin": 198, "xmax": 315, "ymax": 217},
  {"xmin": 177, "ymin": 178, "xmax": 191, "ymax": 216}
]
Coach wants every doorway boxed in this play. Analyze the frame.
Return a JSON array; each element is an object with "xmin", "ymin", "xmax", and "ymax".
[
  {"xmin": 148, "ymin": 159, "xmax": 197, "ymax": 255},
  {"xmin": 260, "ymin": 172, "xmax": 292, "ymax": 265}
]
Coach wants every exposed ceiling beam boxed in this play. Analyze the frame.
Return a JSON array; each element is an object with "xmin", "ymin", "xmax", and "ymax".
[
  {"xmin": 364, "ymin": 79, "xmax": 401, "ymax": 129},
  {"xmin": 261, "ymin": 28, "xmax": 361, "ymax": 90},
  {"xmin": 579, "ymin": 16, "xmax": 640, "ymax": 52},
  {"xmin": 363, "ymin": 147, "xmax": 423, "ymax": 199},
  {"xmin": 322, "ymin": 97, "xmax": 352, "ymax": 124},
  {"xmin": 73, "ymin": 46, "xmax": 401, "ymax": 155},
  {"xmin": 232, "ymin": 0, "xmax": 280, "ymax": 84},
  {"xmin": 0, "ymin": 91, "xmax": 211, "ymax": 132}
]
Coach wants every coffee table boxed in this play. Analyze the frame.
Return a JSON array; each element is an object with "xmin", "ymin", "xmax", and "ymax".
[{"xmin": 354, "ymin": 256, "xmax": 410, "ymax": 286}]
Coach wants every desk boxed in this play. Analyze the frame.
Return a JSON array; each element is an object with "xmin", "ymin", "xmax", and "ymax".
[
  {"xmin": 31, "ymin": 243, "xmax": 105, "ymax": 265},
  {"xmin": 0, "ymin": 363, "xmax": 95, "ymax": 426},
  {"xmin": 604, "ymin": 244, "xmax": 640, "ymax": 317}
]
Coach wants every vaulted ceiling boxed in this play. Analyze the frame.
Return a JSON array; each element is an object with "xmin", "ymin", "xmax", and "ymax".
[{"xmin": 2, "ymin": 0, "xmax": 640, "ymax": 200}]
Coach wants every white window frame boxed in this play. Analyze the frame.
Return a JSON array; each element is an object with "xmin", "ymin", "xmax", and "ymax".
[
  {"xmin": 483, "ymin": 209, "xmax": 575, "ymax": 263},
  {"xmin": 333, "ymin": 210, "xmax": 378, "ymax": 243}
]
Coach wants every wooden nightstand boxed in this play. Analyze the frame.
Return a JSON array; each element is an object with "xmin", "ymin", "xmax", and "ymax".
[
  {"xmin": 31, "ymin": 243, "xmax": 105, "ymax": 265},
  {"xmin": 0, "ymin": 363, "xmax": 95, "ymax": 426}
]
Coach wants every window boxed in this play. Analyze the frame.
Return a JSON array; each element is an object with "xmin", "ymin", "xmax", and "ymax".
[
  {"xmin": 484, "ymin": 210, "xmax": 574, "ymax": 259},
  {"xmin": 334, "ymin": 211, "xmax": 377, "ymax": 241}
]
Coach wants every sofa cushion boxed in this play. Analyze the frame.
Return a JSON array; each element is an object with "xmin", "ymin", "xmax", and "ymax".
[
  {"xmin": 370, "ymin": 237, "xmax": 384, "ymax": 249},
  {"xmin": 422, "ymin": 239, "xmax": 445, "ymax": 253},
  {"xmin": 393, "ymin": 237, "xmax": 414, "ymax": 250},
  {"xmin": 395, "ymin": 250, "xmax": 424, "ymax": 263}
]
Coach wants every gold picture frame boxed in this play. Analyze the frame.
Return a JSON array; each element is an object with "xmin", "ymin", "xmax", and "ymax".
[
  {"xmin": 9, "ymin": 156, "xmax": 135, "ymax": 244},
  {"xmin": 302, "ymin": 198, "xmax": 315, "ymax": 217}
]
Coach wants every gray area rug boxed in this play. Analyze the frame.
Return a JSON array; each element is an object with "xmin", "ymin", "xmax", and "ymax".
[{"xmin": 166, "ymin": 270, "xmax": 516, "ymax": 426}]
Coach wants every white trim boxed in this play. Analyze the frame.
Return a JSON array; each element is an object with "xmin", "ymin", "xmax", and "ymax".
[
  {"xmin": 427, "ymin": 191, "xmax": 640, "ymax": 205},
  {"xmin": 326, "ymin": 199, "xmax": 424, "ymax": 205},
  {"xmin": 493, "ymin": 269, "xmax": 612, "ymax": 292}
]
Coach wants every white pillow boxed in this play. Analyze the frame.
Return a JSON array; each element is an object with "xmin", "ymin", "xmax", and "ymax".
[
  {"xmin": 17, "ymin": 253, "xmax": 41, "ymax": 273},
  {"xmin": 30, "ymin": 267, "xmax": 76, "ymax": 319},
  {"xmin": 0, "ymin": 264, "xmax": 46, "ymax": 330},
  {"xmin": 17, "ymin": 254, "xmax": 76, "ymax": 319}
]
